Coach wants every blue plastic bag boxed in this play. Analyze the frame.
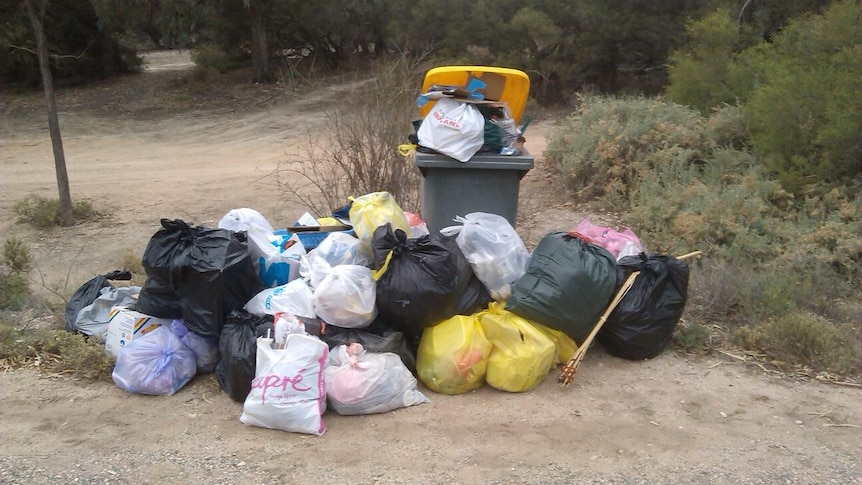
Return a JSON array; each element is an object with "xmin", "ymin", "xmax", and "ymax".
[{"xmin": 112, "ymin": 326, "xmax": 197, "ymax": 396}]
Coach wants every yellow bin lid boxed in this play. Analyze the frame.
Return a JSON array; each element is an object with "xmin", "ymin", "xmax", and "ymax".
[{"xmin": 419, "ymin": 66, "xmax": 530, "ymax": 124}]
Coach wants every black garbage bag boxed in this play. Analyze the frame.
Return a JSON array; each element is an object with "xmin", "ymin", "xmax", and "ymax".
[
  {"xmin": 321, "ymin": 318, "xmax": 417, "ymax": 373},
  {"xmin": 506, "ymin": 231, "xmax": 617, "ymax": 345},
  {"xmin": 598, "ymin": 253, "xmax": 690, "ymax": 360},
  {"xmin": 214, "ymin": 310, "xmax": 273, "ymax": 402},
  {"xmin": 371, "ymin": 224, "xmax": 488, "ymax": 338},
  {"xmin": 136, "ymin": 219, "xmax": 263, "ymax": 338},
  {"xmin": 65, "ymin": 270, "xmax": 132, "ymax": 332}
]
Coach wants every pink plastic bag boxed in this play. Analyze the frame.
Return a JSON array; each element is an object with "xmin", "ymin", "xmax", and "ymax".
[{"xmin": 572, "ymin": 217, "xmax": 644, "ymax": 260}]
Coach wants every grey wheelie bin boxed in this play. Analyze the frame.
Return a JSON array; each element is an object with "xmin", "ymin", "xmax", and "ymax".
[{"xmin": 414, "ymin": 149, "xmax": 533, "ymax": 233}]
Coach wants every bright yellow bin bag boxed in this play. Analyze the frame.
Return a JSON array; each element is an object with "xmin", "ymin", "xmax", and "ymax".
[
  {"xmin": 417, "ymin": 314, "xmax": 492, "ymax": 395},
  {"xmin": 479, "ymin": 302, "xmax": 556, "ymax": 392},
  {"xmin": 348, "ymin": 191, "xmax": 411, "ymax": 245}
]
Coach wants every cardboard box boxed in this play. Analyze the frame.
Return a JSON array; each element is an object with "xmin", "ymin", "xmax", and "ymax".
[{"xmin": 105, "ymin": 307, "xmax": 171, "ymax": 357}]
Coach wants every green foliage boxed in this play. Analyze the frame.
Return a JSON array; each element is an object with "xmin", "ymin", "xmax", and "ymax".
[
  {"xmin": 3, "ymin": 237, "xmax": 32, "ymax": 275},
  {"xmin": 544, "ymin": 95, "xmax": 705, "ymax": 209},
  {"xmin": 733, "ymin": 313, "xmax": 860, "ymax": 376},
  {"xmin": 666, "ymin": 1, "xmax": 862, "ymax": 190},
  {"xmin": 665, "ymin": 9, "xmax": 761, "ymax": 114},
  {"xmin": 0, "ymin": 237, "xmax": 32, "ymax": 311},
  {"xmin": 0, "ymin": 0, "xmax": 140, "ymax": 86},
  {"xmin": 190, "ymin": 44, "xmax": 247, "ymax": 74},
  {"xmin": 673, "ymin": 320, "xmax": 711, "ymax": 353},
  {"xmin": 0, "ymin": 273, "xmax": 30, "ymax": 311},
  {"xmin": 0, "ymin": 323, "xmax": 114, "ymax": 381},
  {"xmin": 545, "ymin": 94, "xmax": 861, "ymax": 376},
  {"xmin": 13, "ymin": 195, "xmax": 97, "ymax": 228},
  {"xmin": 742, "ymin": 1, "xmax": 862, "ymax": 189}
]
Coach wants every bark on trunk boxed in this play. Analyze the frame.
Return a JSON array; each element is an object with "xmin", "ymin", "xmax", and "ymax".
[
  {"xmin": 24, "ymin": 0, "xmax": 73, "ymax": 226},
  {"xmin": 248, "ymin": 0, "xmax": 272, "ymax": 83}
]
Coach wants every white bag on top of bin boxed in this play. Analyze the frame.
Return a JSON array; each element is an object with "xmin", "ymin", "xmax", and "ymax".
[
  {"xmin": 417, "ymin": 97, "xmax": 485, "ymax": 162},
  {"xmin": 441, "ymin": 212, "xmax": 530, "ymax": 301}
]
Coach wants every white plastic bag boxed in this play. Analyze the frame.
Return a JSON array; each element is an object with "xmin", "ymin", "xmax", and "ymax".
[
  {"xmin": 311, "ymin": 258, "xmax": 377, "ymax": 328},
  {"xmin": 244, "ymin": 278, "xmax": 316, "ymax": 318},
  {"xmin": 441, "ymin": 212, "xmax": 530, "ymax": 301},
  {"xmin": 417, "ymin": 98, "xmax": 485, "ymax": 162},
  {"xmin": 218, "ymin": 208, "xmax": 274, "ymax": 233},
  {"xmin": 247, "ymin": 224, "xmax": 306, "ymax": 288},
  {"xmin": 299, "ymin": 232, "xmax": 371, "ymax": 279},
  {"xmin": 240, "ymin": 334, "xmax": 328, "ymax": 435},
  {"xmin": 324, "ymin": 343, "xmax": 429, "ymax": 415}
]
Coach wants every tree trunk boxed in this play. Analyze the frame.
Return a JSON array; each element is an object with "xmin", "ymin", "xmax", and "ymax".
[
  {"xmin": 247, "ymin": 0, "xmax": 272, "ymax": 83},
  {"xmin": 24, "ymin": 0, "xmax": 74, "ymax": 226}
]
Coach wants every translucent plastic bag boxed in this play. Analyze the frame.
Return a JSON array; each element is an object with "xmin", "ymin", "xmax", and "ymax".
[
  {"xmin": 348, "ymin": 192, "xmax": 411, "ymax": 246},
  {"xmin": 324, "ymin": 343, "xmax": 429, "ymax": 415},
  {"xmin": 416, "ymin": 98, "xmax": 485, "ymax": 162},
  {"xmin": 310, "ymin": 258, "xmax": 377, "ymax": 329},
  {"xmin": 218, "ymin": 208, "xmax": 274, "ymax": 233},
  {"xmin": 416, "ymin": 314, "xmax": 492, "ymax": 395},
  {"xmin": 244, "ymin": 278, "xmax": 316, "ymax": 319},
  {"xmin": 112, "ymin": 326, "xmax": 197, "ymax": 396},
  {"xmin": 441, "ymin": 212, "xmax": 530, "ymax": 301},
  {"xmin": 573, "ymin": 217, "xmax": 644, "ymax": 260},
  {"xmin": 240, "ymin": 334, "xmax": 328, "ymax": 435},
  {"xmin": 168, "ymin": 319, "xmax": 219, "ymax": 373},
  {"xmin": 299, "ymin": 232, "xmax": 372, "ymax": 279},
  {"xmin": 479, "ymin": 302, "xmax": 555, "ymax": 392}
]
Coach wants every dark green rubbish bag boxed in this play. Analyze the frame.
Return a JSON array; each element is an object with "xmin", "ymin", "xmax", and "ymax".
[{"xmin": 505, "ymin": 231, "xmax": 618, "ymax": 345}]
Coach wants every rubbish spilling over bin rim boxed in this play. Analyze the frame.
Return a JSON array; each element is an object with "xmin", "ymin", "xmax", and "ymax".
[{"xmin": 419, "ymin": 66, "xmax": 530, "ymax": 124}]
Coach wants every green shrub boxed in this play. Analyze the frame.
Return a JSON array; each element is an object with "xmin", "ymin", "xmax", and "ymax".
[
  {"xmin": 0, "ymin": 323, "xmax": 114, "ymax": 381},
  {"xmin": 733, "ymin": 312, "xmax": 860, "ymax": 377},
  {"xmin": 0, "ymin": 237, "xmax": 32, "ymax": 311},
  {"xmin": 191, "ymin": 44, "xmax": 246, "ymax": 74},
  {"xmin": 0, "ymin": 273, "xmax": 30, "ymax": 311},
  {"xmin": 673, "ymin": 320, "xmax": 711, "ymax": 353},
  {"xmin": 13, "ymin": 195, "xmax": 98, "ymax": 228},
  {"xmin": 3, "ymin": 237, "xmax": 32, "ymax": 275},
  {"xmin": 544, "ymin": 95, "xmax": 705, "ymax": 210}
]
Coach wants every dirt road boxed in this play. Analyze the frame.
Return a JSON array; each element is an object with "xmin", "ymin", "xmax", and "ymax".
[{"xmin": 0, "ymin": 51, "xmax": 859, "ymax": 484}]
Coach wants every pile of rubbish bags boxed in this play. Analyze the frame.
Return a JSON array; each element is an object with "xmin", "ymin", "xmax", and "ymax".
[{"xmin": 65, "ymin": 191, "xmax": 690, "ymax": 436}]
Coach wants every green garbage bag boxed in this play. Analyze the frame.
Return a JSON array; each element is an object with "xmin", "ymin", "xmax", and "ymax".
[{"xmin": 505, "ymin": 231, "xmax": 617, "ymax": 345}]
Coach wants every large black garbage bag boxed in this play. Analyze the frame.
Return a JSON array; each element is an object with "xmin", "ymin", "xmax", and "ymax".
[
  {"xmin": 65, "ymin": 270, "xmax": 132, "ymax": 332},
  {"xmin": 371, "ymin": 224, "xmax": 488, "ymax": 338},
  {"xmin": 321, "ymin": 318, "xmax": 417, "ymax": 373},
  {"xmin": 505, "ymin": 231, "xmax": 617, "ymax": 345},
  {"xmin": 215, "ymin": 310, "xmax": 272, "ymax": 402},
  {"xmin": 136, "ymin": 219, "xmax": 263, "ymax": 338},
  {"xmin": 598, "ymin": 253, "xmax": 690, "ymax": 360}
]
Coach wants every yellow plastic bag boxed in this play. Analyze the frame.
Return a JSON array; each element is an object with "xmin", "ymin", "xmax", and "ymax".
[
  {"xmin": 480, "ymin": 302, "xmax": 556, "ymax": 392},
  {"xmin": 532, "ymin": 321, "xmax": 578, "ymax": 365},
  {"xmin": 348, "ymin": 192, "xmax": 411, "ymax": 245},
  {"xmin": 417, "ymin": 314, "xmax": 492, "ymax": 395}
]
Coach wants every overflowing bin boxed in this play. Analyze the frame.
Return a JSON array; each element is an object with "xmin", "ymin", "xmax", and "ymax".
[{"xmin": 414, "ymin": 66, "xmax": 533, "ymax": 233}]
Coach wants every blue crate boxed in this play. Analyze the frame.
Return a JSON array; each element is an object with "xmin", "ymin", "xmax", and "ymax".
[{"xmin": 274, "ymin": 227, "xmax": 355, "ymax": 251}]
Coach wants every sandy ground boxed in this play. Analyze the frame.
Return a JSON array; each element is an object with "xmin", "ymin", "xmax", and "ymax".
[{"xmin": 0, "ymin": 51, "xmax": 860, "ymax": 484}]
